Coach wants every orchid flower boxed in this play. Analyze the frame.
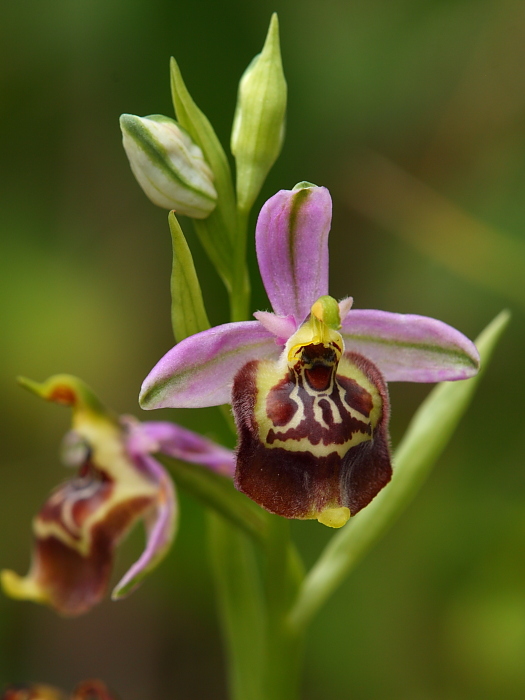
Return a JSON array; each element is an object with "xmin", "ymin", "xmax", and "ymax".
[
  {"xmin": 140, "ymin": 183, "xmax": 480, "ymax": 528},
  {"xmin": 1, "ymin": 375, "xmax": 233, "ymax": 616},
  {"xmin": 1, "ymin": 685, "xmax": 67, "ymax": 700},
  {"xmin": 1, "ymin": 680, "xmax": 119, "ymax": 700}
]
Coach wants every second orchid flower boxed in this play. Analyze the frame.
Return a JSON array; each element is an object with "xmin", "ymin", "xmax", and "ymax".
[{"xmin": 1, "ymin": 375, "xmax": 233, "ymax": 615}]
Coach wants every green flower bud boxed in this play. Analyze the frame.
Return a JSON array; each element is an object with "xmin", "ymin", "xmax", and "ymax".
[
  {"xmin": 231, "ymin": 14, "xmax": 287, "ymax": 213},
  {"xmin": 120, "ymin": 113, "xmax": 217, "ymax": 219}
]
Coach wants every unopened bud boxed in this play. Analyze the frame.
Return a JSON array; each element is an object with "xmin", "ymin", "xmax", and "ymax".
[
  {"xmin": 120, "ymin": 114, "xmax": 217, "ymax": 218},
  {"xmin": 231, "ymin": 14, "xmax": 287, "ymax": 212}
]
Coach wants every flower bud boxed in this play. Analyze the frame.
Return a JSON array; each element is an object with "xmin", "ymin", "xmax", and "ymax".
[
  {"xmin": 231, "ymin": 14, "xmax": 287, "ymax": 212},
  {"xmin": 120, "ymin": 113, "xmax": 217, "ymax": 218}
]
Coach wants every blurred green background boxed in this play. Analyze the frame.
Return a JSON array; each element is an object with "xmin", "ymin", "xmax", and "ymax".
[{"xmin": 1, "ymin": 0, "xmax": 524, "ymax": 698}]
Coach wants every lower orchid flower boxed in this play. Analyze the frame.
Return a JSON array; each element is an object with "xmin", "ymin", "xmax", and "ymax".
[
  {"xmin": 1, "ymin": 686, "xmax": 66, "ymax": 700},
  {"xmin": 1, "ymin": 375, "xmax": 234, "ymax": 616},
  {"xmin": 1, "ymin": 680, "xmax": 119, "ymax": 700},
  {"xmin": 140, "ymin": 182, "xmax": 480, "ymax": 528}
]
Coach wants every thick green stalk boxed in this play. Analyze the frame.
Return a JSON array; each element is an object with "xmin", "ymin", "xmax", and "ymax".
[
  {"xmin": 263, "ymin": 516, "xmax": 305, "ymax": 700},
  {"xmin": 158, "ymin": 455, "xmax": 267, "ymax": 544},
  {"xmin": 263, "ymin": 622, "xmax": 304, "ymax": 700},
  {"xmin": 288, "ymin": 310, "xmax": 510, "ymax": 632},
  {"xmin": 230, "ymin": 207, "xmax": 251, "ymax": 322},
  {"xmin": 208, "ymin": 513, "xmax": 266, "ymax": 700}
]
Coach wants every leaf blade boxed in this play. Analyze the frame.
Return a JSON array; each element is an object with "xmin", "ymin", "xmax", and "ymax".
[
  {"xmin": 169, "ymin": 211, "xmax": 211, "ymax": 341},
  {"xmin": 170, "ymin": 57, "xmax": 237, "ymax": 288},
  {"xmin": 288, "ymin": 310, "xmax": 510, "ymax": 631}
]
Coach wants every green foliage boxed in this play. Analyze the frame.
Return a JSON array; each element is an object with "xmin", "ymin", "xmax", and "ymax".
[
  {"xmin": 170, "ymin": 57, "xmax": 238, "ymax": 290},
  {"xmin": 289, "ymin": 310, "xmax": 510, "ymax": 632},
  {"xmin": 169, "ymin": 211, "xmax": 211, "ymax": 341}
]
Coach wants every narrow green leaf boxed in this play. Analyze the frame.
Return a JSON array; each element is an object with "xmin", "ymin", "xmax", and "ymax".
[
  {"xmin": 262, "ymin": 516, "xmax": 305, "ymax": 700},
  {"xmin": 157, "ymin": 455, "xmax": 268, "ymax": 544},
  {"xmin": 288, "ymin": 310, "xmax": 510, "ymax": 631},
  {"xmin": 208, "ymin": 512, "xmax": 267, "ymax": 700},
  {"xmin": 169, "ymin": 211, "xmax": 211, "ymax": 341},
  {"xmin": 170, "ymin": 57, "xmax": 237, "ymax": 288}
]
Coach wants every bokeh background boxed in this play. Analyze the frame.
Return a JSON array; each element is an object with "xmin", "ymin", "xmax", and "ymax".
[{"xmin": 1, "ymin": 0, "xmax": 524, "ymax": 698}]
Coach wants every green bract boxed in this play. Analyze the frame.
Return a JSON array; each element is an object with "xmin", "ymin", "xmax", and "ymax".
[
  {"xmin": 120, "ymin": 113, "xmax": 217, "ymax": 218},
  {"xmin": 170, "ymin": 57, "xmax": 238, "ymax": 291},
  {"xmin": 231, "ymin": 14, "xmax": 287, "ymax": 213},
  {"xmin": 168, "ymin": 211, "xmax": 210, "ymax": 341}
]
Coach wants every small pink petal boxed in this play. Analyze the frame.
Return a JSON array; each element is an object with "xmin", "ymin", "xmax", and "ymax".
[
  {"xmin": 253, "ymin": 311, "xmax": 297, "ymax": 344},
  {"xmin": 338, "ymin": 297, "xmax": 354, "ymax": 323}
]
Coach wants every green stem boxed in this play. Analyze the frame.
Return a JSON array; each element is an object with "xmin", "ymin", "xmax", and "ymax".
[
  {"xmin": 262, "ymin": 516, "xmax": 305, "ymax": 700},
  {"xmin": 208, "ymin": 513, "xmax": 267, "ymax": 700},
  {"xmin": 158, "ymin": 455, "xmax": 267, "ymax": 544},
  {"xmin": 230, "ymin": 207, "xmax": 251, "ymax": 322},
  {"xmin": 264, "ymin": 623, "xmax": 304, "ymax": 700}
]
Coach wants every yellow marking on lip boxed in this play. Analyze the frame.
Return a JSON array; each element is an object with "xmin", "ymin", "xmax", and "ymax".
[
  {"xmin": 264, "ymin": 431, "xmax": 370, "ymax": 457},
  {"xmin": 33, "ymin": 419, "xmax": 158, "ymax": 556},
  {"xmin": 285, "ymin": 304, "xmax": 345, "ymax": 365},
  {"xmin": 254, "ymin": 356, "xmax": 383, "ymax": 455},
  {"xmin": 337, "ymin": 355, "xmax": 382, "ymax": 428}
]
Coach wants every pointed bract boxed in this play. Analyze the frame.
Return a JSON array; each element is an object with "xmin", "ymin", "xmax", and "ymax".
[
  {"xmin": 168, "ymin": 211, "xmax": 211, "ymax": 341},
  {"xmin": 170, "ymin": 57, "xmax": 237, "ymax": 287},
  {"xmin": 231, "ymin": 13, "xmax": 287, "ymax": 212}
]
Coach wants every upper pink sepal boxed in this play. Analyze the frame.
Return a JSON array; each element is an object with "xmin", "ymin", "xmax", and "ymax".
[{"xmin": 255, "ymin": 183, "xmax": 332, "ymax": 323}]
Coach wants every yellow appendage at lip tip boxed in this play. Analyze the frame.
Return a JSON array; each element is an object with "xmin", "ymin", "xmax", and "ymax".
[{"xmin": 316, "ymin": 506, "xmax": 351, "ymax": 528}]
